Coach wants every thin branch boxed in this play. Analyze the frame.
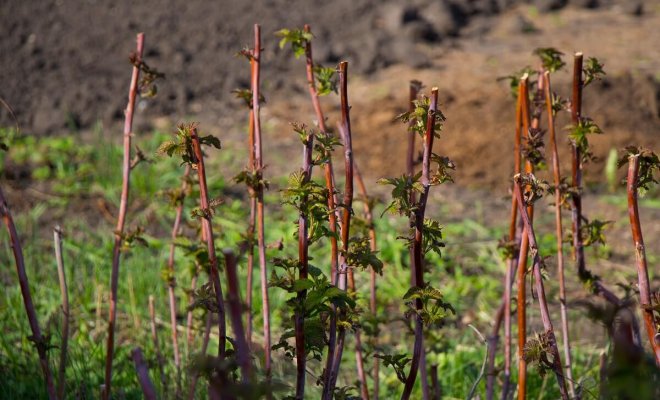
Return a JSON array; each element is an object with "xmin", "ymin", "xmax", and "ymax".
[
  {"xmin": 190, "ymin": 127, "xmax": 227, "ymax": 359},
  {"xmin": 103, "ymin": 32, "xmax": 144, "ymax": 400},
  {"xmin": 544, "ymin": 71, "xmax": 576, "ymax": 395},
  {"xmin": 513, "ymin": 176, "xmax": 569, "ymax": 399},
  {"xmin": 325, "ymin": 60, "xmax": 357, "ymax": 400},
  {"xmin": 401, "ymin": 87, "xmax": 439, "ymax": 400},
  {"xmin": 487, "ymin": 76, "xmax": 524, "ymax": 400},
  {"xmin": 223, "ymin": 249, "xmax": 253, "ymax": 380},
  {"xmin": 0, "ymin": 187, "xmax": 58, "ymax": 399},
  {"xmin": 516, "ymin": 75, "xmax": 533, "ymax": 400},
  {"xmin": 54, "ymin": 226, "xmax": 69, "ymax": 400},
  {"xmin": 252, "ymin": 23, "xmax": 272, "ymax": 376},
  {"xmin": 166, "ymin": 165, "xmax": 189, "ymax": 397},
  {"xmin": 131, "ymin": 347, "xmax": 158, "ymax": 400},
  {"xmin": 294, "ymin": 107, "xmax": 315, "ymax": 400},
  {"xmin": 626, "ymin": 155, "xmax": 660, "ymax": 365},
  {"xmin": 467, "ymin": 325, "xmax": 490, "ymax": 400},
  {"xmin": 355, "ymin": 162, "xmax": 380, "ymax": 400}
]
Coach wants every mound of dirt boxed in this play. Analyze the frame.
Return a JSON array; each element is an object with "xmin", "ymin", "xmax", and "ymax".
[{"xmin": 1, "ymin": 0, "xmax": 659, "ymax": 188}]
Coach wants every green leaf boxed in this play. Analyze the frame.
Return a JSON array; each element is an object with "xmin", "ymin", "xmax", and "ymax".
[{"xmin": 293, "ymin": 278, "xmax": 314, "ymax": 292}]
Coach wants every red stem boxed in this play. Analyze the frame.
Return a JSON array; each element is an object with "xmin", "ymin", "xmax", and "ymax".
[
  {"xmin": 487, "ymin": 77, "xmax": 524, "ymax": 400},
  {"xmin": 544, "ymin": 71, "xmax": 576, "ymax": 395},
  {"xmin": 294, "ymin": 117, "xmax": 315, "ymax": 400},
  {"xmin": 401, "ymin": 87, "xmax": 438, "ymax": 400},
  {"xmin": 570, "ymin": 53, "xmax": 586, "ymax": 279},
  {"xmin": 325, "ymin": 61, "xmax": 356, "ymax": 399},
  {"xmin": 355, "ymin": 163, "xmax": 380, "ymax": 399},
  {"xmin": 0, "ymin": 187, "xmax": 58, "ymax": 399},
  {"xmin": 570, "ymin": 53, "xmax": 622, "ymax": 307},
  {"xmin": 251, "ymin": 23, "xmax": 272, "ymax": 376},
  {"xmin": 245, "ymin": 54, "xmax": 256, "ymax": 347},
  {"xmin": 626, "ymin": 155, "xmax": 660, "ymax": 365},
  {"xmin": 302, "ymin": 24, "xmax": 339, "ymax": 282},
  {"xmin": 190, "ymin": 127, "xmax": 227, "ymax": 359},
  {"xmin": 516, "ymin": 75, "xmax": 533, "ymax": 400},
  {"xmin": 223, "ymin": 249, "xmax": 253, "ymax": 380},
  {"xmin": 513, "ymin": 178, "xmax": 569, "ymax": 399},
  {"xmin": 131, "ymin": 347, "xmax": 158, "ymax": 400},
  {"xmin": 103, "ymin": 32, "xmax": 144, "ymax": 400}
]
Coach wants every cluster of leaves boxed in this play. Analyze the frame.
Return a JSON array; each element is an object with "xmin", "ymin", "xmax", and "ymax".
[
  {"xmin": 549, "ymin": 177, "xmax": 579, "ymax": 210},
  {"xmin": 577, "ymin": 267, "xmax": 602, "ymax": 295},
  {"xmin": 344, "ymin": 237, "xmax": 384, "ymax": 275},
  {"xmin": 312, "ymin": 132, "xmax": 343, "ymax": 166},
  {"xmin": 313, "ymin": 65, "xmax": 338, "ymax": 96},
  {"xmin": 282, "ymin": 170, "xmax": 334, "ymax": 244},
  {"xmin": 398, "ymin": 219, "xmax": 446, "ymax": 257},
  {"xmin": 187, "ymin": 282, "xmax": 221, "ymax": 313},
  {"xmin": 374, "ymin": 354, "xmax": 411, "ymax": 383},
  {"xmin": 497, "ymin": 66, "xmax": 535, "ymax": 98},
  {"xmin": 533, "ymin": 47, "xmax": 565, "ymax": 73},
  {"xmin": 394, "ymin": 95, "xmax": 446, "ymax": 138},
  {"xmin": 580, "ymin": 218, "xmax": 612, "ymax": 247},
  {"xmin": 549, "ymin": 92, "xmax": 568, "ymax": 116},
  {"xmin": 522, "ymin": 127, "xmax": 546, "ymax": 169},
  {"xmin": 270, "ymin": 262, "xmax": 356, "ymax": 360},
  {"xmin": 617, "ymin": 146, "xmax": 659, "ymax": 191},
  {"xmin": 377, "ymin": 174, "xmax": 423, "ymax": 217},
  {"xmin": 231, "ymin": 88, "xmax": 266, "ymax": 109},
  {"xmin": 157, "ymin": 123, "xmax": 221, "ymax": 166},
  {"xmin": 234, "ymin": 168, "xmax": 269, "ymax": 193},
  {"xmin": 129, "ymin": 52, "xmax": 165, "ymax": 98},
  {"xmin": 567, "ymin": 117, "xmax": 602, "ymax": 163},
  {"xmin": 522, "ymin": 331, "xmax": 556, "ymax": 377},
  {"xmin": 515, "ymin": 173, "xmax": 549, "ymax": 205},
  {"xmin": 403, "ymin": 284, "xmax": 455, "ymax": 327},
  {"xmin": 429, "ymin": 154, "xmax": 456, "ymax": 185},
  {"xmin": 118, "ymin": 226, "xmax": 148, "ymax": 251},
  {"xmin": 190, "ymin": 197, "xmax": 224, "ymax": 219},
  {"xmin": 583, "ymin": 57, "xmax": 606, "ymax": 87},
  {"xmin": 497, "ymin": 237, "xmax": 519, "ymax": 261},
  {"xmin": 275, "ymin": 28, "xmax": 313, "ymax": 58},
  {"xmin": 174, "ymin": 237, "xmax": 211, "ymax": 276}
]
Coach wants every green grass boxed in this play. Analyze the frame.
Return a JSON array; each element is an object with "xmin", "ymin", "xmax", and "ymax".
[{"xmin": 0, "ymin": 126, "xmax": 653, "ymax": 399}]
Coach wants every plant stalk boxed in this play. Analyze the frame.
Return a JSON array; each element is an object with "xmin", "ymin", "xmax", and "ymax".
[
  {"xmin": 294, "ymin": 107, "xmax": 315, "ymax": 400},
  {"xmin": 190, "ymin": 127, "xmax": 227, "ymax": 358},
  {"xmin": 223, "ymin": 249, "xmax": 253, "ymax": 380},
  {"xmin": 324, "ymin": 61, "xmax": 356, "ymax": 400},
  {"xmin": 103, "ymin": 32, "xmax": 144, "ymax": 400},
  {"xmin": 626, "ymin": 155, "xmax": 660, "ymax": 365},
  {"xmin": 513, "ymin": 177, "xmax": 569, "ymax": 400},
  {"xmin": 54, "ymin": 226, "xmax": 69, "ymax": 400},
  {"xmin": 166, "ymin": 165, "xmax": 189, "ymax": 396},
  {"xmin": 544, "ymin": 71, "xmax": 576, "ymax": 395},
  {"xmin": 251, "ymin": 23, "xmax": 272, "ymax": 376},
  {"xmin": 355, "ymin": 162, "xmax": 380, "ymax": 399},
  {"xmin": 131, "ymin": 347, "xmax": 158, "ymax": 400},
  {"xmin": 401, "ymin": 87, "xmax": 439, "ymax": 400},
  {"xmin": 0, "ymin": 187, "xmax": 58, "ymax": 400}
]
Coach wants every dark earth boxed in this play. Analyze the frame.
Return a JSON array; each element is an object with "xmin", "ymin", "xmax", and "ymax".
[{"xmin": 1, "ymin": 0, "xmax": 659, "ymax": 187}]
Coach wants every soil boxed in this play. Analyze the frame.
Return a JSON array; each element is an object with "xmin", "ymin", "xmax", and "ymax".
[{"xmin": 2, "ymin": 0, "xmax": 659, "ymax": 190}]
